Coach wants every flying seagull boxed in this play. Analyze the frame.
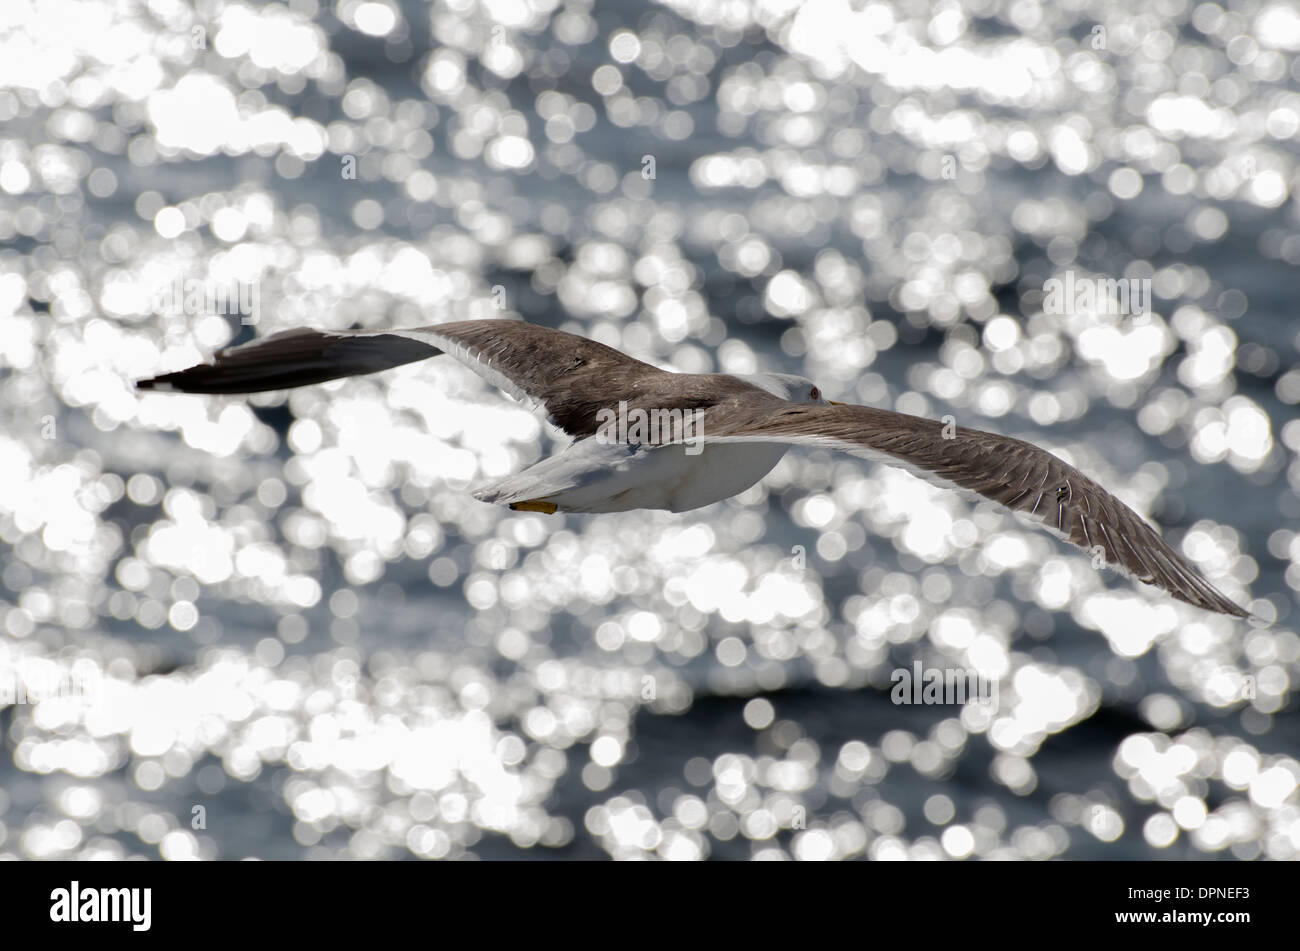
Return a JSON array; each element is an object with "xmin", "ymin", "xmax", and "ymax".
[{"xmin": 137, "ymin": 319, "xmax": 1250, "ymax": 618}]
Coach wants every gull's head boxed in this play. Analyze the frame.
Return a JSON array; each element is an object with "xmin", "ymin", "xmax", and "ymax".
[{"xmin": 742, "ymin": 372, "xmax": 838, "ymax": 405}]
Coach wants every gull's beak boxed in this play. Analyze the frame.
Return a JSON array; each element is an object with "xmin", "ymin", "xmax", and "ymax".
[{"xmin": 828, "ymin": 400, "xmax": 847, "ymax": 406}]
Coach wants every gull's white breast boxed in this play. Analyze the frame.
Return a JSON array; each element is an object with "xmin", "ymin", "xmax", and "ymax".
[
  {"xmin": 473, "ymin": 439, "xmax": 788, "ymax": 513},
  {"xmin": 664, "ymin": 443, "xmax": 789, "ymax": 512}
]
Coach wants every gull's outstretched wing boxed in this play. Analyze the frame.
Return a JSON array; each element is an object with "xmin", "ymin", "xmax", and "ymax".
[
  {"xmin": 136, "ymin": 320, "xmax": 669, "ymax": 437},
  {"xmin": 706, "ymin": 403, "xmax": 1250, "ymax": 618}
]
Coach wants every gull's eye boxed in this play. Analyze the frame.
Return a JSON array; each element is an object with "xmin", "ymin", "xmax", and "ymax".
[{"xmin": 810, "ymin": 386, "xmax": 820, "ymax": 401}]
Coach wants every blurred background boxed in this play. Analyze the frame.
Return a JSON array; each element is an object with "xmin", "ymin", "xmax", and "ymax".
[{"xmin": 0, "ymin": 0, "xmax": 1298, "ymax": 860}]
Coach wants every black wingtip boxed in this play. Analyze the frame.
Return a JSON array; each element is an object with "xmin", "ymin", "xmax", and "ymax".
[{"xmin": 135, "ymin": 375, "xmax": 177, "ymax": 392}]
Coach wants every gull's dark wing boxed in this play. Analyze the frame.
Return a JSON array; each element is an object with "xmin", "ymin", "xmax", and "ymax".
[
  {"xmin": 137, "ymin": 320, "xmax": 671, "ymax": 438},
  {"xmin": 706, "ymin": 403, "xmax": 1250, "ymax": 618}
]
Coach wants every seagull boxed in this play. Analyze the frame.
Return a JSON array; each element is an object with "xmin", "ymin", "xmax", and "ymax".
[{"xmin": 137, "ymin": 319, "xmax": 1250, "ymax": 618}]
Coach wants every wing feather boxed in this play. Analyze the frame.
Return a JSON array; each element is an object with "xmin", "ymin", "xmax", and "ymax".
[
  {"xmin": 137, "ymin": 319, "xmax": 669, "ymax": 437},
  {"xmin": 705, "ymin": 403, "xmax": 1250, "ymax": 617}
]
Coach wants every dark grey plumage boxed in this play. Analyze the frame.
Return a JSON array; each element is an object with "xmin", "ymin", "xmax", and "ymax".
[{"xmin": 135, "ymin": 327, "xmax": 436, "ymax": 394}]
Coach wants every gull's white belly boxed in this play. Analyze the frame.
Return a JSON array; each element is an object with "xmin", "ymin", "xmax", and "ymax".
[
  {"xmin": 472, "ymin": 440, "xmax": 788, "ymax": 513},
  {"xmin": 663, "ymin": 442, "xmax": 789, "ymax": 512}
]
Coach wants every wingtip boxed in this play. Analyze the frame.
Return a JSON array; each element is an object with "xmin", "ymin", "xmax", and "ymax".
[
  {"xmin": 1203, "ymin": 591, "xmax": 1255, "ymax": 621},
  {"xmin": 1239, "ymin": 603, "xmax": 1268, "ymax": 625}
]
